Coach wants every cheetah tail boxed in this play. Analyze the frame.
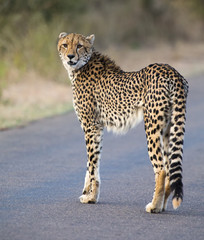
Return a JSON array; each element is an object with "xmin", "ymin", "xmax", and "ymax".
[{"xmin": 169, "ymin": 78, "xmax": 188, "ymax": 210}]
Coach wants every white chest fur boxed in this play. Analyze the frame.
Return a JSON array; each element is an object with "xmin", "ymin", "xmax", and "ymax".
[{"xmin": 62, "ymin": 60, "xmax": 75, "ymax": 83}]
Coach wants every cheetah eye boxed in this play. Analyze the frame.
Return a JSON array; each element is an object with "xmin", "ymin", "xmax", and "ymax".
[
  {"xmin": 77, "ymin": 44, "xmax": 83, "ymax": 49},
  {"xmin": 62, "ymin": 43, "xmax": 68, "ymax": 48}
]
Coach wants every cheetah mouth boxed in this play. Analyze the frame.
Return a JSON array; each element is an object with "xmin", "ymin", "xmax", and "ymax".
[{"xmin": 68, "ymin": 61, "xmax": 77, "ymax": 66}]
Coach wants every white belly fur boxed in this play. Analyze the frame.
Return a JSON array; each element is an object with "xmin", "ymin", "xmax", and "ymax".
[{"xmin": 106, "ymin": 107, "xmax": 143, "ymax": 134}]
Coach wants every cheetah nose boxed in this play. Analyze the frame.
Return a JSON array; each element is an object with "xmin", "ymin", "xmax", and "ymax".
[{"xmin": 68, "ymin": 54, "xmax": 75, "ymax": 60}]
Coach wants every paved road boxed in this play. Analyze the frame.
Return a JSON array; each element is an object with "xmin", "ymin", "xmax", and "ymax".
[{"xmin": 0, "ymin": 75, "xmax": 204, "ymax": 240}]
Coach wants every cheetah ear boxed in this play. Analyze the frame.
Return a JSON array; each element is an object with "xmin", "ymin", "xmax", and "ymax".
[
  {"xmin": 86, "ymin": 34, "xmax": 95, "ymax": 45},
  {"xmin": 59, "ymin": 32, "xmax": 68, "ymax": 39}
]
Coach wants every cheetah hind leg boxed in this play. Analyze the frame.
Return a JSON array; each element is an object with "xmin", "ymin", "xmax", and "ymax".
[
  {"xmin": 145, "ymin": 169, "xmax": 166, "ymax": 213},
  {"xmin": 162, "ymin": 175, "xmax": 171, "ymax": 211},
  {"xmin": 162, "ymin": 124, "xmax": 171, "ymax": 211}
]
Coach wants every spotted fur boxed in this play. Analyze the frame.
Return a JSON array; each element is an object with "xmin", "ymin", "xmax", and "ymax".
[{"xmin": 57, "ymin": 33, "xmax": 188, "ymax": 213}]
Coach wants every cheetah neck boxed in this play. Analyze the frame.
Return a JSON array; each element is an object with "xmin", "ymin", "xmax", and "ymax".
[
  {"xmin": 67, "ymin": 51, "xmax": 123, "ymax": 85},
  {"xmin": 66, "ymin": 65, "xmax": 77, "ymax": 84}
]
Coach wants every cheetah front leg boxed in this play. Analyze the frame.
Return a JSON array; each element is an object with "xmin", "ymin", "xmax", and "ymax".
[{"xmin": 79, "ymin": 127, "xmax": 103, "ymax": 204}]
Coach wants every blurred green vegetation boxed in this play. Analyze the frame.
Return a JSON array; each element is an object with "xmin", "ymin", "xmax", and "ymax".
[
  {"xmin": 0, "ymin": 0, "xmax": 204, "ymax": 87},
  {"xmin": 0, "ymin": 0, "xmax": 203, "ymax": 128}
]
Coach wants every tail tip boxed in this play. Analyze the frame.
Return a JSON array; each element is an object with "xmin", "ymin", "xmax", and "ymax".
[
  {"xmin": 172, "ymin": 197, "xmax": 182, "ymax": 209},
  {"xmin": 171, "ymin": 180, "xmax": 183, "ymax": 210}
]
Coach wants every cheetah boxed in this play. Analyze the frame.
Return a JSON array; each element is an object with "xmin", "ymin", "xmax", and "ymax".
[{"xmin": 57, "ymin": 32, "xmax": 188, "ymax": 213}]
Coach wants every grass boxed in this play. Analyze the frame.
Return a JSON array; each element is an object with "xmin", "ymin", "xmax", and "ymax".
[
  {"xmin": 0, "ymin": 102, "xmax": 73, "ymax": 130},
  {"xmin": 0, "ymin": 72, "xmax": 73, "ymax": 130}
]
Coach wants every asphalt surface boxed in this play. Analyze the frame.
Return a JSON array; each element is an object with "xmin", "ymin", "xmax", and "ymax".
[{"xmin": 0, "ymin": 75, "xmax": 204, "ymax": 240}]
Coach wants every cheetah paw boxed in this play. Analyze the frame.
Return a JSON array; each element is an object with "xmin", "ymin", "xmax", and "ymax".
[
  {"xmin": 79, "ymin": 194, "xmax": 97, "ymax": 204},
  {"xmin": 145, "ymin": 202, "xmax": 162, "ymax": 213}
]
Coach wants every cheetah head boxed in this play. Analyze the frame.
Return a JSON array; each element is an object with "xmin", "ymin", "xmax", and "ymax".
[{"xmin": 57, "ymin": 32, "xmax": 95, "ymax": 71}]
